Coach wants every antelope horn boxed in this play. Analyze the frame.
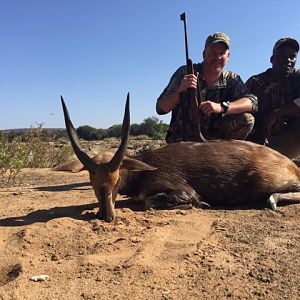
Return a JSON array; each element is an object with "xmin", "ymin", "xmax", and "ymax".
[
  {"xmin": 108, "ymin": 93, "xmax": 130, "ymax": 172},
  {"xmin": 60, "ymin": 96, "xmax": 97, "ymax": 174}
]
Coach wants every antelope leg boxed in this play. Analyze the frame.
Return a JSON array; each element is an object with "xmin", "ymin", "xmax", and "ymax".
[{"xmin": 267, "ymin": 192, "xmax": 300, "ymax": 211}]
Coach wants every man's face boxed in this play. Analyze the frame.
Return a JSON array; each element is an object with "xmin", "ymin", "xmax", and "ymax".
[
  {"xmin": 203, "ymin": 43, "xmax": 230, "ymax": 73},
  {"xmin": 271, "ymin": 44, "xmax": 297, "ymax": 76}
]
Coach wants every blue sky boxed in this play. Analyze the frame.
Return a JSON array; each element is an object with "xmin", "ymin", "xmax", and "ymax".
[{"xmin": 1, "ymin": 0, "xmax": 300, "ymax": 129}]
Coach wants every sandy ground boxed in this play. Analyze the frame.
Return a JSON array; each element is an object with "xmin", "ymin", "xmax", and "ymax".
[{"xmin": 0, "ymin": 168, "xmax": 300, "ymax": 300}]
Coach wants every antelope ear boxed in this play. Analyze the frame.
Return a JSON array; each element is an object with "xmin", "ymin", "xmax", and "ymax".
[{"xmin": 121, "ymin": 157, "xmax": 157, "ymax": 171}]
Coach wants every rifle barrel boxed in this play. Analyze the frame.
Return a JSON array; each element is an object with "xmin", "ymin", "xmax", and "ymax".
[{"xmin": 180, "ymin": 12, "xmax": 189, "ymax": 64}]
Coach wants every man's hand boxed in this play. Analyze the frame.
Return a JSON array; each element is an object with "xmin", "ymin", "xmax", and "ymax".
[
  {"xmin": 199, "ymin": 101, "xmax": 223, "ymax": 116},
  {"xmin": 263, "ymin": 110, "xmax": 281, "ymax": 140},
  {"xmin": 178, "ymin": 74, "xmax": 198, "ymax": 93}
]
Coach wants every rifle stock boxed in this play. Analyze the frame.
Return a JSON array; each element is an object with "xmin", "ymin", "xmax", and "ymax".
[{"xmin": 187, "ymin": 59, "xmax": 205, "ymax": 142}]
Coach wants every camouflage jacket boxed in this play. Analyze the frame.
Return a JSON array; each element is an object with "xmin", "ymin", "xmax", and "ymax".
[
  {"xmin": 156, "ymin": 63, "xmax": 258, "ymax": 143},
  {"xmin": 245, "ymin": 68, "xmax": 300, "ymax": 129}
]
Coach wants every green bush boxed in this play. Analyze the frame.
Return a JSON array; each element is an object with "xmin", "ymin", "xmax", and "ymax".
[
  {"xmin": 0, "ymin": 135, "xmax": 29, "ymax": 186},
  {"xmin": 0, "ymin": 127, "xmax": 73, "ymax": 187},
  {"xmin": 24, "ymin": 127, "xmax": 72, "ymax": 168},
  {"xmin": 130, "ymin": 135, "xmax": 151, "ymax": 140}
]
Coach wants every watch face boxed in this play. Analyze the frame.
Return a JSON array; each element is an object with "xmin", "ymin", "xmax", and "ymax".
[{"xmin": 221, "ymin": 101, "xmax": 229, "ymax": 113}]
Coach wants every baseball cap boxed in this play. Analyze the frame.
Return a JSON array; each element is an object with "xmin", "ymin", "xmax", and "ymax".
[
  {"xmin": 273, "ymin": 37, "xmax": 299, "ymax": 53},
  {"xmin": 205, "ymin": 32, "xmax": 230, "ymax": 49}
]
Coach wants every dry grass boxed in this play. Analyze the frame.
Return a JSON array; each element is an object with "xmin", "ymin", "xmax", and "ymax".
[{"xmin": 0, "ymin": 133, "xmax": 166, "ymax": 187}]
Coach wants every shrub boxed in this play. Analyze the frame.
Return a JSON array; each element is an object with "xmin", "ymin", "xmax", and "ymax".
[
  {"xmin": 0, "ymin": 126, "xmax": 73, "ymax": 187},
  {"xmin": 24, "ymin": 126, "xmax": 72, "ymax": 168},
  {"xmin": 0, "ymin": 134, "xmax": 29, "ymax": 186}
]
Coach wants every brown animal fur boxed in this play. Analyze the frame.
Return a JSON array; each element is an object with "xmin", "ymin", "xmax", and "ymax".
[
  {"xmin": 56, "ymin": 140, "xmax": 300, "ymax": 218},
  {"xmin": 60, "ymin": 95, "xmax": 300, "ymax": 222}
]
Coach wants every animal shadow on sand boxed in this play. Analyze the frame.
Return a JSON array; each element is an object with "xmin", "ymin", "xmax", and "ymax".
[
  {"xmin": 1, "ymin": 182, "xmax": 296, "ymax": 227},
  {"xmin": 33, "ymin": 182, "xmax": 91, "ymax": 192},
  {"xmin": 0, "ymin": 197, "xmax": 289, "ymax": 228},
  {"xmin": 0, "ymin": 182, "xmax": 145, "ymax": 227},
  {"xmin": 0, "ymin": 199, "xmax": 146, "ymax": 227}
]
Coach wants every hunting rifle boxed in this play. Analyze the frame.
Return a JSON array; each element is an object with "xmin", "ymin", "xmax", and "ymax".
[{"xmin": 180, "ymin": 12, "xmax": 207, "ymax": 142}]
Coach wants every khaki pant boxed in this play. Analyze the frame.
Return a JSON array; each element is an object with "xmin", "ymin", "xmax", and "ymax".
[{"xmin": 207, "ymin": 113, "xmax": 255, "ymax": 140}]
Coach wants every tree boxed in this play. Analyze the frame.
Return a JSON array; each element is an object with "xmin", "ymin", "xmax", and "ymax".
[
  {"xmin": 139, "ymin": 116, "xmax": 168, "ymax": 139},
  {"xmin": 130, "ymin": 123, "xmax": 141, "ymax": 136},
  {"xmin": 77, "ymin": 125, "xmax": 98, "ymax": 141},
  {"xmin": 107, "ymin": 125, "xmax": 122, "ymax": 138},
  {"xmin": 96, "ymin": 128, "xmax": 109, "ymax": 140}
]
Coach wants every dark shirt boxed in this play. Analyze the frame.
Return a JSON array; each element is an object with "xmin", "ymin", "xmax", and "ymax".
[
  {"xmin": 157, "ymin": 63, "xmax": 257, "ymax": 143},
  {"xmin": 246, "ymin": 68, "xmax": 300, "ymax": 129}
]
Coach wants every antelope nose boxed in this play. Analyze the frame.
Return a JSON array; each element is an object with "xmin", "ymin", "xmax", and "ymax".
[{"xmin": 105, "ymin": 215, "xmax": 115, "ymax": 223}]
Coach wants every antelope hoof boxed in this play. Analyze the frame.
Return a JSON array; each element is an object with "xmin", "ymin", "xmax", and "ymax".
[
  {"xmin": 197, "ymin": 201, "xmax": 211, "ymax": 209},
  {"xmin": 267, "ymin": 195, "xmax": 277, "ymax": 211}
]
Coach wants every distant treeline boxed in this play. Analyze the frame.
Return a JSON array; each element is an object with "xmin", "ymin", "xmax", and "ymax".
[{"xmin": 2, "ymin": 117, "xmax": 168, "ymax": 141}]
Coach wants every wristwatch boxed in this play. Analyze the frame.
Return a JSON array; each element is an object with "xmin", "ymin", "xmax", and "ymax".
[{"xmin": 220, "ymin": 101, "xmax": 230, "ymax": 114}]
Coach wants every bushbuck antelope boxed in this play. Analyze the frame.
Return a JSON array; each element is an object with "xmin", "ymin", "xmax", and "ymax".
[{"xmin": 60, "ymin": 94, "xmax": 300, "ymax": 222}]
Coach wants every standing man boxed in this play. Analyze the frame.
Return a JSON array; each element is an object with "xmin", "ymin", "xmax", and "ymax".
[
  {"xmin": 156, "ymin": 32, "xmax": 257, "ymax": 143},
  {"xmin": 246, "ymin": 37, "xmax": 300, "ymax": 159}
]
